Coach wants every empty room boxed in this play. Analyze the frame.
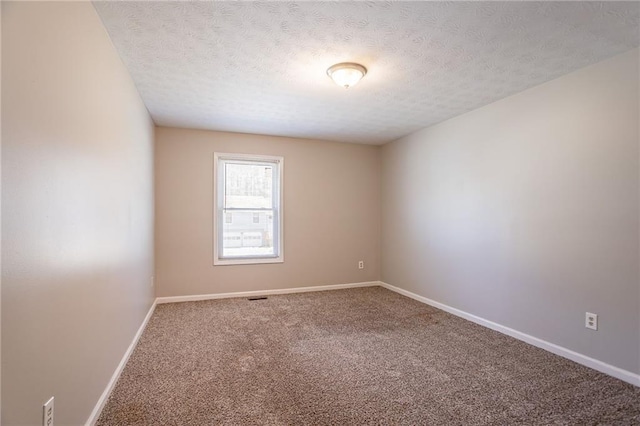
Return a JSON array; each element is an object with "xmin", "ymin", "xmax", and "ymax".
[{"xmin": 2, "ymin": 1, "xmax": 639, "ymax": 425}]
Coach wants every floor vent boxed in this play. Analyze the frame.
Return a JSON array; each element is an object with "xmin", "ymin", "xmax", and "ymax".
[{"xmin": 248, "ymin": 296, "xmax": 268, "ymax": 301}]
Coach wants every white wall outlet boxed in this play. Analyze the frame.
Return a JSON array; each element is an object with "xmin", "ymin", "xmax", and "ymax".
[
  {"xmin": 358, "ymin": 261, "xmax": 364, "ymax": 270},
  {"xmin": 585, "ymin": 312, "xmax": 598, "ymax": 330},
  {"xmin": 43, "ymin": 397, "xmax": 54, "ymax": 426}
]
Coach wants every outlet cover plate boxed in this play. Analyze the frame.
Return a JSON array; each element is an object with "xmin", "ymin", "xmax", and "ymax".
[{"xmin": 43, "ymin": 397, "xmax": 54, "ymax": 426}]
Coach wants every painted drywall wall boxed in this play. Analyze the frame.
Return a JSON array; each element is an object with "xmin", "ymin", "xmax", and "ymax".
[
  {"xmin": 155, "ymin": 127, "xmax": 380, "ymax": 297},
  {"xmin": 381, "ymin": 48, "xmax": 639, "ymax": 374},
  {"xmin": 2, "ymin": 2, "xmax": 155, "ymax": 424},
  {"xmin": 0, "ymin": 3, "xmax": 3, "ymax": 419}
]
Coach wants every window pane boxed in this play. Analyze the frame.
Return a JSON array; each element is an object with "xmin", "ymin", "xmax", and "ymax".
[
  {"xmin": 222, "ymin": 210, "xmax": 275, "ymax": 258},
  {"xmin": 224, "ymin": 162, "xmax": 274, "ymax": 209}
]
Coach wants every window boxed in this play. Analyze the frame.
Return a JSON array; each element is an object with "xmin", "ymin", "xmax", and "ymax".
[{"xmin": 214, "ymin": 153, "xmax": 283, "ymax": 265}]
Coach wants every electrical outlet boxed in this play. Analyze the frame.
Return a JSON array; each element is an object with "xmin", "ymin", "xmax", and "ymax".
[
  {"xmin": 358, "ymin": 261, "xmax": 364, "ymax": 270},
  {"xmin": 585, "ymin": 312, "xmax": 598, "ymax": 330},
  {"xmin": 43, "ymin": 397, "xmax": 54, "ymax": 426}
]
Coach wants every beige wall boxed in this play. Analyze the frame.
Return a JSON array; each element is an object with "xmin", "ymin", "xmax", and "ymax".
[
  {"xmin": 2, "ymin": 2, "xmax": 155, "ymax": 424},
  {"xmin": 155, "ymin": 127, "xmax": 380, "ymax": 297},
  {"xmin": 0, "ymin": 3, "xmax": 3, "ymax": 419},
  {"xmin": 381, "ymin": 49, "xmax": 639, "ymax": 374}
]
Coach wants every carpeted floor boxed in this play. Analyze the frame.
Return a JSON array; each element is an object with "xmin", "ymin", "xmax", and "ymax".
[{"xmin": 97, "ymin": 287, "xmax": 640, "ymax": 425}]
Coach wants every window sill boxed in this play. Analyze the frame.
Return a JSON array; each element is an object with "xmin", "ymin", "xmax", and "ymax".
[{"xmin": 214, "ymin": 256, "xmax": 284, "ymax": 266}]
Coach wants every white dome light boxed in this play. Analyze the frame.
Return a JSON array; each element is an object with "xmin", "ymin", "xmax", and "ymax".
[{"xmin": 327, "ymin": 62, "xmax": 367, "ymax": 89}]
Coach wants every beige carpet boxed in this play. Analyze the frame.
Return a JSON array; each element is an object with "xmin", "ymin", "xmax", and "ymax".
[{"xmin": 97, "ymin": 287, "xmax": 640, "ymax": 425}]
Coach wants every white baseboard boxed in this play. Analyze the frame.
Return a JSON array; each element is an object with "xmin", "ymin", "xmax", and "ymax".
[
  {"xmin": 378, "ymin": 281, "xmax": 640, "ymax": 387},
  {"xmin": 156, "ymin": 281, "xmax": 379, "ymax": 304},
  {"xmin": 85, "ymin": 300, "xmax": 157, "ymax": 425}
]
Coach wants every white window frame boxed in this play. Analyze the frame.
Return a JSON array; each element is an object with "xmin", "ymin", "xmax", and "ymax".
[{"xmin": 213, "ymin": 152, "xmax": 284, "ymax": 266}]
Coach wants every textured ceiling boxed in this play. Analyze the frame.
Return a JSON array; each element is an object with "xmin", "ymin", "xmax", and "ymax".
[{"xmin": 93, "ymin": 1, "xmax": 639, "ymax": 145}]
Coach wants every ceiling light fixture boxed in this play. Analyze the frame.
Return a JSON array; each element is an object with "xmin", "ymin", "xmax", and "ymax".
[{"xmin": 327, "ymin": 62, "xmax": 367, "ymax": 89}]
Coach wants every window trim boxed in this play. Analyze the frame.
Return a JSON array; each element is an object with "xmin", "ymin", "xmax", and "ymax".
[{"xmin": 213, "ymin": 152, "xmax": 284, "ymax": 266}]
